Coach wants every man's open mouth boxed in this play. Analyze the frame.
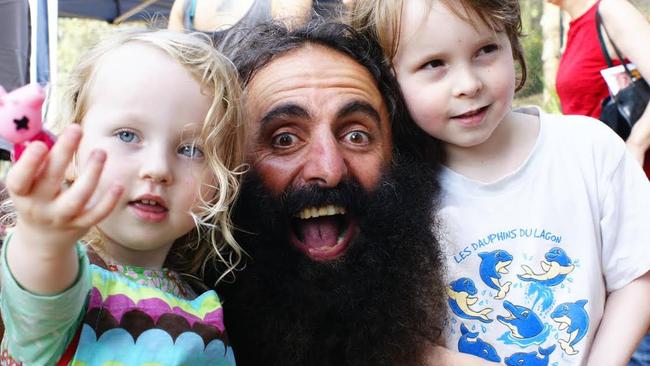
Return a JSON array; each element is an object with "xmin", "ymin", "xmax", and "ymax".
[{"xmin": 290, "ymin": 204, "xmax": 356, "ymax": 261}]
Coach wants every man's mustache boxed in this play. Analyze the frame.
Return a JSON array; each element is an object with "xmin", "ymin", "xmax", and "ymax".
[{"xmin": 277, "ymin": 178, "xmax": 367, "ymax": 218}]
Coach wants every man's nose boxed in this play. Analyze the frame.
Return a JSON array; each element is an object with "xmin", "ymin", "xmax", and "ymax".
[{"xmin": 302, "ymin": 134, "xmax": 348, "ymax": 188}]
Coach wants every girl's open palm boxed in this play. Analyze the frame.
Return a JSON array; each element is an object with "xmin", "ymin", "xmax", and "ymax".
[
  {"xmin": 6, "ymin": 124, "xmax": 123, "ymax": 252},
  {"xmin": 4, "ymin": 125, "xmax": 123, "ymax": 294}
]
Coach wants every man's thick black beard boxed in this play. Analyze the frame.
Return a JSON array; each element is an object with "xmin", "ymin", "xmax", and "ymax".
[{"xmin": 215, "ymin": 154, "xmax": 448, "ymax": 366}]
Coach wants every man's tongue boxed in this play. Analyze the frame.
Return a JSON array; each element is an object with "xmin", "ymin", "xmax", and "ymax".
[{"xmin": 299, "ymin": 216, "xmax": 339, "ymax": 249}]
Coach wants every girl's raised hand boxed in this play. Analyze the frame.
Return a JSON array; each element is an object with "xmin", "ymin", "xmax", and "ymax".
[{"xmin": 5, "ymin": 124, "xmax": 123, "ymax": 294}]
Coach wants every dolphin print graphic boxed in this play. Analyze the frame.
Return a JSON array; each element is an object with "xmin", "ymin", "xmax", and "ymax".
[
  {"xmin": 496, "ymin": 300, "xmax": 544, "ymax": 339},
  {"xmin": 458, "ymin": 323, "xmax": 501, "ymax": 362},
  {"xmin": 479, "ymin": 250, "xmax": 513, "ymax": 300},
  {"xmin": 518, "ymin": 247, "xmax": 574, "ymax": 287},
  {"xmin": 447, "ymin": 278, "xmax": 494, "ymax": 323},
  {"xmin": 504, "ymin": 345, "xmax": 556, "ymax": 366},
  {"xmin": 551, "ymin": 300, "xmax": 589, "ymax": 355}
]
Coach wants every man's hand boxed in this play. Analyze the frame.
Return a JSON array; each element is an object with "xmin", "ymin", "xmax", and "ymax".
[{"xmin": 5, "ymin": 124, "xmax": 122, "ymax": 295}]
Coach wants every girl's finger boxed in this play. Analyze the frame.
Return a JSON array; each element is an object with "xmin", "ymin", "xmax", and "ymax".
[
  {"xmin": 5, "ymin": 142, "xmax": 49, "ymax": 196},
  {"xmin": 55, "ymin": 149, "xmax": 106, "ymax": 222},
  {"xmin": 72, "ymin": 183, "xmax": 124, "ymax": 228},
  {"xmin": 33, "ymin": 125, "xmax": 82, "ymax": 199}
]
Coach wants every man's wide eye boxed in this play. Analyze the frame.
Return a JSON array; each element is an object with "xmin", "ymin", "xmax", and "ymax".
[
  {"xmin": 116, "ymin": 130, "xmax": 138, "ymax": 143},
  {"xmin": 344, "ymin": 131, "xmax": 370, "ymax": 145},
  {"xmin": 272, "ymin": 133, "xmax": 298, "ymax": 148}
]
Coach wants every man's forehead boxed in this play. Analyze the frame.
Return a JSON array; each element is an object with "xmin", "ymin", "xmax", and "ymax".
[
  {"xmin": 245, "ymin": 44, "xmax": 387, "ymax": 120},
  {"xmin": 253, "ymin": 43, "xmax": 370, "ymax": 80}
]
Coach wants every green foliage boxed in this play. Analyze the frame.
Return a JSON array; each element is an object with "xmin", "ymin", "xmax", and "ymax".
[
  {"xmin": 544, "ymin": 88, "xmax": 562, "ymax": 114},
  {"xmin": 57, "ymin": 18, "xmax": 144, "ymax": 84},
  {"xmin": 632, "ymin": 0, "xmax": 650, "ymax": 15},
  {"xmin": 516, "ymin": 0, "xmax": 544, "ymax": 99}
]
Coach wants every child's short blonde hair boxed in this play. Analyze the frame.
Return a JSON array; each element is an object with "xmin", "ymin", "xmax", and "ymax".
[
  {"xmin": 54, "ymin": 29, "xmax": 246, "ymax": 284},
  {"xmin": 348, "ymin": 0, "xmax": 527, "ymax": 91}
]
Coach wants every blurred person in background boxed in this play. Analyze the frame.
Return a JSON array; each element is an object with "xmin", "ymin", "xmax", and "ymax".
[
  {"xmin": 549, "ymin": 1, "xmax": 650, "ymax": 364},
  {"xmin": 168, "ymin": 0, "xmax": 312, "ymax": 36},
  {"xmin": 549, "ymin": 0, "xmax": 650, "ymax": 180}
]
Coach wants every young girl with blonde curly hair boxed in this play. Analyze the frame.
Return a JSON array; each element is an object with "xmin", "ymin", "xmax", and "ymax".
[{"xmin": 0, "ymin": 29, "xmax": 245, "ymax": 365}]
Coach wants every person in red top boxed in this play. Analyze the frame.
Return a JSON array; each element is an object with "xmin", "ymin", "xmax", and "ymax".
[{"xmin": 551, "ymin": 0, "xmax": 650, "ymax": 179}]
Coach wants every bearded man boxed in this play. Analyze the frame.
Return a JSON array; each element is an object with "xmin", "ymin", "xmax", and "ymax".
[{"xmin": 211, "ymin": 20, "xmax": 448, "ymax": 366}]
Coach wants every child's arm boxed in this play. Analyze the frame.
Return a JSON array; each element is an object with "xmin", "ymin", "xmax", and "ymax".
[
  {"xmin": 5, "ymin": 124, "xmax": 122, "ymax": 295},
  {"xmin": 587, "ymin": 270, "xmax": 650, "ymax": 365},
  {"xmin": 627, "ymin": 110, "xmax": 650, "ymax": 166}
]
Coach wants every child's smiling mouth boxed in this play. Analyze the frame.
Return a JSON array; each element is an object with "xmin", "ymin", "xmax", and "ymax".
[
  {"xmin": 451, "ymin": 105, "xmax": 489, "ymax": 127},
  {"xmin": 129, "ymin": 194, "xmax": 168, "ymax": 222}
]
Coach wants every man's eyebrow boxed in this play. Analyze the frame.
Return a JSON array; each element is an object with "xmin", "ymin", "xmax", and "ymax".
[
  {"xmin": 336, "ymin": 101, "xmax": 382, "ymax": 129},
  {"xmin": 259, "ymin": 103, "xmax": 310, "ymax": 126}
]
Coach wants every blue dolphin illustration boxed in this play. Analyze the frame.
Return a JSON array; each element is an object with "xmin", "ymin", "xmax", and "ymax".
[
  {"xmin": 497, "ymin": 300, "xmax": 544, "ymax": 339},
  {"xmin": 551, "ymin": 300, "xmax": 589, "ymax": 355},
  {"xmin": 479, "ymin": 250, "xmax": 513, "ymax": 299},
  {"xmin": 458, "ymin": 323, "xmax": 501, "ymax": 362},
  {"xmin": 447, "ymin": 278, "xmax": 493, "ymax": 323},
  {"xmin": 504, "ymin": 345, "xmax": 556, "ymax": 366},
  {"xmin": 518, "ymin": 247, "xmax": 574, "ymax": 287}
]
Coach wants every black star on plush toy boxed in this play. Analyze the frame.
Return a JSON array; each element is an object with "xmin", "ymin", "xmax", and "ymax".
[{"xmin": 13, "ymin": 116, "xmax": 29, "ymax": 131}]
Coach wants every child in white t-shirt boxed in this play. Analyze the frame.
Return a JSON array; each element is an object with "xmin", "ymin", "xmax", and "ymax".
[{"xmin": 349, "ymin": 0, "xmax": 650, "ymax": 364}]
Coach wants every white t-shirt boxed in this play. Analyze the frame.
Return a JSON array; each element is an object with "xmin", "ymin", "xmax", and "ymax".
[{"xmin": 438, "ymin": 108, "xmax": 650, "ymax": 365}]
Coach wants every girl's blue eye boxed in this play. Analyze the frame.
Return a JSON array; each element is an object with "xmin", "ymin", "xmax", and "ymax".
[
  {"xmin": 117, "ymin": 130, "xmax": 138, "ymax": 143},
  {"xmin": 178, "ymin": 144, "xmax": 204, "ymax": 158}
]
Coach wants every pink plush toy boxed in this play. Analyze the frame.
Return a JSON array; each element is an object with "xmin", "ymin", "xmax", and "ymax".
[{"xmin": 0, "ymin": 83, "xmax": 56, "ymax": 161}]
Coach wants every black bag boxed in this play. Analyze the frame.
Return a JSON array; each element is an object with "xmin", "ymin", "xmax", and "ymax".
[{"xmin": 596, "ymin": 10, "xmax": 650, "ymax": 140}]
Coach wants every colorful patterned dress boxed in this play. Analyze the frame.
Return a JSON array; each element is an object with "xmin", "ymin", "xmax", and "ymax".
[{"xmin": 0, "ymin": 243, "xmax": 235, "ymax": 366}]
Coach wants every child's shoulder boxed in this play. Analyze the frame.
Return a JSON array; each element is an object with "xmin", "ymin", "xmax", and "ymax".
[
  {"xmin": 540, "ymin": 109, "xmax": 631, "ymax": 178},
  {"xmin": 516, "ymin": 106, "xmax": 626, "ymax": 152},
  {"xmin": 541, "ymin": 110, "xmax": 624, "ymax": 146},
  {"xmin": 515, "ymin": 106, "xmax": 628, "ymax": 175}
]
